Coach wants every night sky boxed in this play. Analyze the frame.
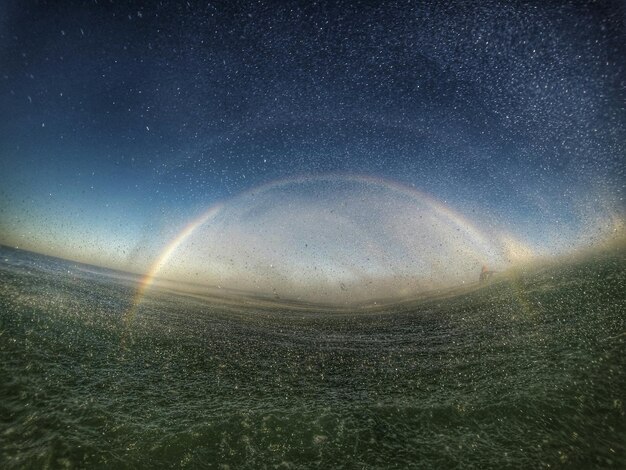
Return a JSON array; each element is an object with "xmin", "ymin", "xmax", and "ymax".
[{"xmin": 0, "ymin": 1, "xmax": 624, "ymax": 300}]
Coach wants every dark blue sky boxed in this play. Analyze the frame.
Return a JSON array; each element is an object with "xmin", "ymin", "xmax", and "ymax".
[{"xmin": 0, "ymin": 0, "xmax": 624, "ymax": 273}]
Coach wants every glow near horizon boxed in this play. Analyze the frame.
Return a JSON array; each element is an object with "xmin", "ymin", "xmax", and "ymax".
[{"xmin": 128, "ymin": 174, "xmax": 540, "ymax": 308}]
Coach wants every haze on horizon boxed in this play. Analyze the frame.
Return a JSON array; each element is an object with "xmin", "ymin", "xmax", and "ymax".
[{"xmin": 3, "ymin": 172, "xmax": 622, "ymax": 306}]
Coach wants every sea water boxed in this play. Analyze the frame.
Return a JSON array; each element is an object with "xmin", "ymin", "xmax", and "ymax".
[{"xmin": 0, "ymin": 245, "xmax": 624, "ymax": 468}]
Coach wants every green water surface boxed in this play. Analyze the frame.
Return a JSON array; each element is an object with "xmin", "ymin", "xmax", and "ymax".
[{"xmin": 1, "ymin": 246, "xmax": 624, "ymax": 468}]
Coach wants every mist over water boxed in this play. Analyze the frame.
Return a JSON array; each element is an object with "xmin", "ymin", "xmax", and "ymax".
[{"xmin": 157, "ymin": 176, "xmax": 513, "ymax": 303}]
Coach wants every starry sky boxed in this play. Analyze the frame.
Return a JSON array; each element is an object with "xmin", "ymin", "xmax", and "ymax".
[{"xmin": 0, "ymin": 1, "xmax": 624, "ymax": 299}]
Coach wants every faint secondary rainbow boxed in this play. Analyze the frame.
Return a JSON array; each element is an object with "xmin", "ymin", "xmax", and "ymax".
[{"xmin": 125, "ymin": 173, "xmax": 500, "ymax": 322}]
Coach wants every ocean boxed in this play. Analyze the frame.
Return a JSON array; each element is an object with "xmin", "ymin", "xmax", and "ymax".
[{"xmin": 1, "ymin": 244, "xmax": 624, "ymax": 468}]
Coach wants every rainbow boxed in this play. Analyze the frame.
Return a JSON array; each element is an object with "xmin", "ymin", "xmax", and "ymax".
[
  {"xmin": 124, "ymin": 174, "xmax": 497, "ymax": 323},
  {"xmin": 125, "ymin": 204, "xmax": 223, "ymax": 324}
]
